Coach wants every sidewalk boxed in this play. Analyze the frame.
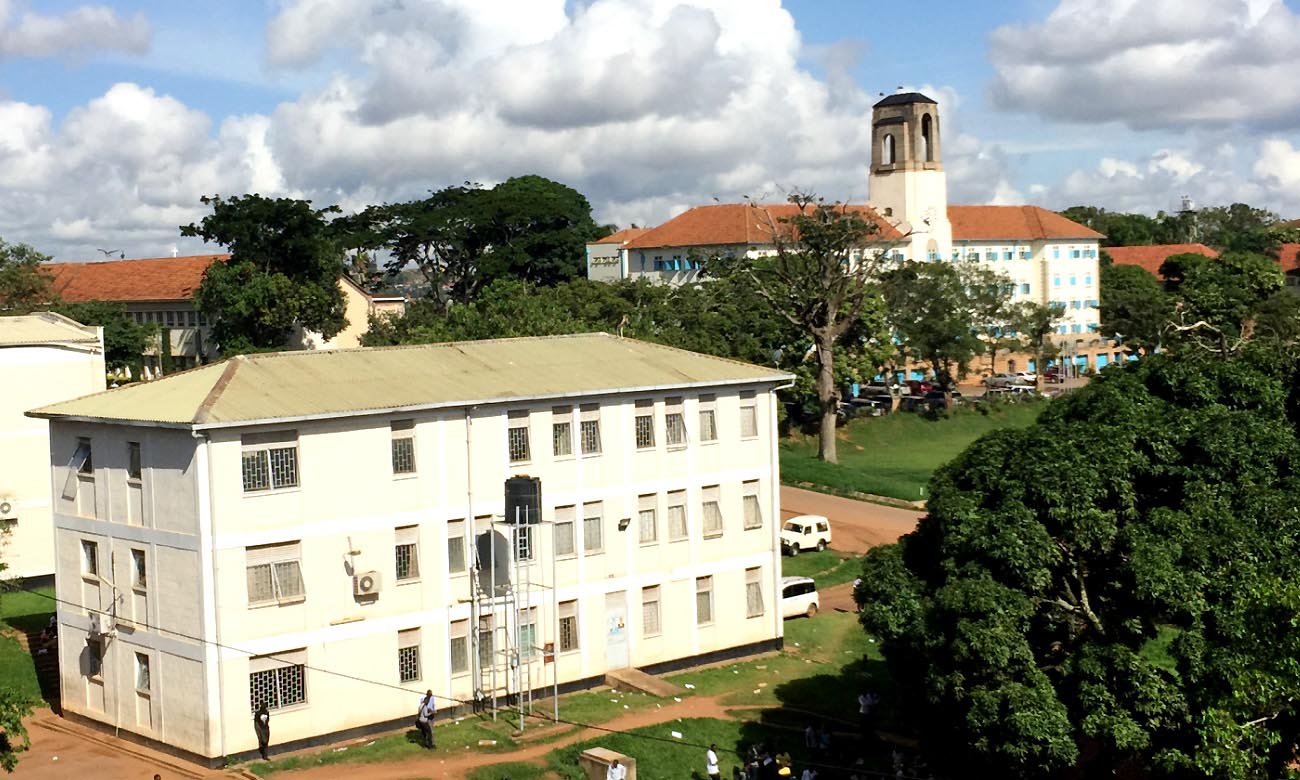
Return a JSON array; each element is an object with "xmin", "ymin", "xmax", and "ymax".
[{"xmin": 15, "ymin": 709, "xmax": 228, "ymax": 780}]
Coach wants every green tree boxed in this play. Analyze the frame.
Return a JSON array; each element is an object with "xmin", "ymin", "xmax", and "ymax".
[
  {"xmin": 182, "ymin": 195, "xmax": 347, "ymax": 354},
  {"xmin": 1168, "ymin": 251, "xmax": 1285, "ymax": 357},
  {"xmin": 707, "ymin": 194, "xmax": 892, "ymax": 463},
  {"xmin": 49, "ymin": 300, "xmax": 156, "ymax": 373},
  {"xmin": 881, "ymin": 261, "xmax": 984, "ymax": 388},
  {"xmin": 963, "ymin": 264, "xmax": 1020, "ymax": 378},
  {"xmin": 0, "ymin": 238, "xmax": 54, "ymax": 313},
  {"xmin": 859, "ymin": 351, "xmax": 1300, "ymax": 779},
  {"xmin": 1196, "ymin": 203, "xmax": 1280, "ymax": 250},
  {"xmin": 1013, "ymin": 301, "xmax": 1066, "ymax": 387},
  {"xmin": 1099, "ymin": 263, "xmax": 1169, "ymax": 355}
]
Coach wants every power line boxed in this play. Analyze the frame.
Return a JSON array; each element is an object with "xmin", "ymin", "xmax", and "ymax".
[{"xmin": 1, "ymin": 581, "xmax": 934, "ymax": 780}]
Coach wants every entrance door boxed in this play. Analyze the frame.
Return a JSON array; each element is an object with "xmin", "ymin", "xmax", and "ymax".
[{"xmin": 605, "ymin": 591, "xmax": 629, "ymax": 670}]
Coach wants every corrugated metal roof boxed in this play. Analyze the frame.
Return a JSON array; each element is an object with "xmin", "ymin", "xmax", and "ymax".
[
  {"xmin": 0, "ymin": 312, "xmax": 102, "ymax": 347},
  {"xmin": 30, "ymin": 333, "xmax": 793, "ymax": 428}
]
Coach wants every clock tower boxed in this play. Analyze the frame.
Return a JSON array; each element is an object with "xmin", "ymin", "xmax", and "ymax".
[{"xmin": 868, "ymin": 92, "xmax": 951, "ymax": 260}]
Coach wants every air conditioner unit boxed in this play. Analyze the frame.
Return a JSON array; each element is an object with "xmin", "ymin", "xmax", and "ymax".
[
  {"xmin": 353, "ymin": 571, "xmax": 382, "ymax": 597},
  {"xmin": 89, "ymin": 612, "xmax": 115, "ymax": 637},
  {"xmin": 0, "ymin": 497, "xmax": 15, "ymax": 520}
]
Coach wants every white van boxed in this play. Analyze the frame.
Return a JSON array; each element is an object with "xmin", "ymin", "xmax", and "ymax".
[
  {"xmin": 781, "ymin": 576, "xmax": 820, "ymax": 618},
  {"xmin": 781, "ymin": 515, "xmax": 831, "ymax": 555}
]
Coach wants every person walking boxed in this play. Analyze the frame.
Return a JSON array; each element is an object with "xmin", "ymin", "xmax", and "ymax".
[
  {"xmin": 706, "ymin": 743, "xmax": 721, "ymax": 780},
  {"xmin": 253, "ymin": 703, "xmax": 271, "ymax": 761},
  {"xmin": 415, "ymin": 690, "xmax": 436, "ymax": 749}
]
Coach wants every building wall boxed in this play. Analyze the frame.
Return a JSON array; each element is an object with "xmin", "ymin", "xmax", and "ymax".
[
  {"xmin": 586, "ymin": 242, "xmax": 624, "ymax": 282},
  {"xmin": 49, "ymin": 422, "xmax": 211, "ymax": 755},
  {"xmin": 297, "ymin": 278, "xmax": 375, "ymax": 350},
  {"xmin": 1, "ymin": 340, "xmax": 104, "ymax": 578}
]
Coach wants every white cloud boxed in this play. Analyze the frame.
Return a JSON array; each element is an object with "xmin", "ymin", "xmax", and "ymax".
[
  {"xmin": 0, "ymin": 0, "xmax": 148, "ymax": 60},
  {"xmin": 989, "ymin": 0, "xmax": 1300, "ymax": 130}
]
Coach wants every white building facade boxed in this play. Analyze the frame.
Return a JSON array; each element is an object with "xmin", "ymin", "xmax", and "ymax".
[{"xmin": 32, "ymin": 334, "xmax": 790, "ymax": 764}]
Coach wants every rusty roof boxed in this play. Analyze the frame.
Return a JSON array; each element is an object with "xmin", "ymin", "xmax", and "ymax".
[
  {"xmin": 1106, "ymin": 244, "xmax": 1219, "ymax": 277},
  {"xmin": 947, "ymin": 206, "xmax": 1104, "ymax": 241},
  {"xmin": 623, "ymin": 203, "xmax": 903, "ymax": 250},
  {"xmin": 44, "ymin": 255, "xmax": 226, "ymax": 303},
  {"xmin": 592, "ymin": 227, "xmax": 651, "ymax": 245}
]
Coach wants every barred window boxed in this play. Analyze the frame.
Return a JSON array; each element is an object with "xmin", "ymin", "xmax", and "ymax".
[
  {"xmin": 395, "ymin": 526, "xmax": 419, "ymax": 581},
  {"xmin": 739, "ymin": 393, "xmax": 759, "ymax": 439},
  {"xmin": 398, "ymin": 629, "xmax": 420, "ymax": 683},
  {"xmin": 552, "ymin": 406, "xmax": 573, "ymax": 457},
  {"xmin": 555, "ymin": 506, "xmax": 576, "ymax": 557},
  {"xmin": 746, "ymin": 567, "xmax": 764, "ymax": 618},
  {"xmin": 667, "ymin": 491, "xmax": 688, "ymax": 541},
  {"xmin": 665, "ymin": 397, "xmax": 686, "ymax": 447},
  {"xmin": 742, "ymin": 480, "xmax": 762, "ymax": 530},
  {"xmin": 508, "ymin": 411, "xmax": 530, "ymax": 463},
  {"xmin": 249, "ymin": 651, "xmax": 306, "ymax": 711},
  {"xmin": 638, "ymin": 494, "xmax": 658, "ymax": 544},
  {"xmin": 447, "ymin": 519, "xmax": 466, "ymax": 574},
  {"xmin": 391, "ymin": 420, "xmax": 415, "ymax": 474},
  {"xmin": 246, "ymin": 542, "xmax": 305, "ymax": 606},
  {"xmin": 583, "ymin": 502, "xmax": 603, "ymax": 553},
  {"xmin": 449, "ymin": 620, "xmax": 469, "ymax": 675},
  {"xmin": 559, "ymin": 600, "xmax": 578, "ymax": 652},
  {"xmin": 634, "ymin": 400, "xmax": 654, "ymax": 449},
  {"xmin": 580, "ymin": 405, "xmax": 601, "ymax": 455},
  {"xmin": 701, "ymin": 485, "xmax": 723, "ymax": 538},
  {"xmin": 696, "ymin": 576, "xmax": 714, "ymax": 625},
  {"xmin": 242, "ymin": 432, "xmax": 298, "ymax": 492},
  {"xmin": 642, "ymin": 586, "xmax": 661, "ymax": 637},
  {"xmin": 698, "ymin": 395, "xmax": 718, "ymax": 442}
]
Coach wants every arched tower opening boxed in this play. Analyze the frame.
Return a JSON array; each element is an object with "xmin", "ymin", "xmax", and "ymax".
[
  {"xmin": 883, "ymin": 133, "xmax": 896, "ymax": 165},
  {"xmin": 921, "ymin": 114, "xmax": 934, "ymax": 163}
]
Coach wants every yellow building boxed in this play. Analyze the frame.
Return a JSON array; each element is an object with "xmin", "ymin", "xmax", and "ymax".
[
  {"xmin": 30, "ymin": 334, "xmax": 791, "ymax": 765},
  {"xmin": 0, "ymin": 313, "xmax": 105, "ymax": 580}
]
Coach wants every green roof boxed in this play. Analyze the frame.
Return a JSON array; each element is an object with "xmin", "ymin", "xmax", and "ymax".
[{"xmin": 29, "ymin": 333, "xmax": 792, "ymax": 428}]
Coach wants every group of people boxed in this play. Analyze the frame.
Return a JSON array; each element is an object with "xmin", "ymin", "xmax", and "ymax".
[{"xmin": 722, "ymin": 738, "xmax": 823, "ymax": 780}]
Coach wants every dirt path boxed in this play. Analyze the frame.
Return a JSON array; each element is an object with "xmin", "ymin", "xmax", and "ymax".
[
  {"xmin": 16, "ymin": 709, "xmax": 225, "ymax": 780},
  {"xmin": 277, "ymin": 695, "xmax": 737, "ymax": 780},
  {"xmin": 780, "ymin": 486, "xmax": 922, "ymax": 553}
]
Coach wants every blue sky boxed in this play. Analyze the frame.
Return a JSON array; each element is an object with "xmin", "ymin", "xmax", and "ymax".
[{"xmin": 2, "ymin": 0, "xmax": 1298, "ymax": 260}]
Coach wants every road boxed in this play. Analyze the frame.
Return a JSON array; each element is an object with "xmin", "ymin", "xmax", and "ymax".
[{"xmin": 779, "ymin": 485, "xmax": 923, "ymax": 554}]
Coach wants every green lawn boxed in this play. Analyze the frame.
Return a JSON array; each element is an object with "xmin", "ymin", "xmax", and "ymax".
[
  {"xmin": 780, "ymin": 549, "xmax": 861, "ymax": 590},
  {"xmin": 0, "ymin": 584, "xmax": 55, "ymax": 702},
  {"xmin": 780, "ymin": 400, "xmax": 1047, "ymax": 500}
]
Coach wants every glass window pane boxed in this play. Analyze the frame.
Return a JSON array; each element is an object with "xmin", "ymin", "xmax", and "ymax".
[
  {"xmin": 268, "ymin": 447, "xmax": 298, "ymax": 488},
  {"xmin": 247, "ymin": 563, "xmax": 273, "ymax": 604},
  {"xmin": 273, "ymin": 560, "xmax": 304, "ymax": 600},
  {"xmin": 552, "ymin": 421, "xmax": 572, "ymax": 456},
  {"xmin": 555, "ymin": 522, "xmax": 575, "ymax": 556},
  {"xmin": 242, "ymin": 450, "xmax": 270, "ymax": 492},
  {"xmin": 398, "ymin": 645, "xmax": 420, "ymax": 682},
  {"xmin": 638, "ymin": 509, "xmax": 657, "ymax": 543},
  {"xmin": 699, "ymin": 410, "xmax": 717, "ymax": 441},
  {"xmin": 391, "ymin": 437, "xmax": 415, "ymax": 474}
]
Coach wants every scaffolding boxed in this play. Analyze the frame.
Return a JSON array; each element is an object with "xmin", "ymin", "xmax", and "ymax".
[{"xmin": 469, "ymin": 511, "xmax": 559, "ymax": 731}]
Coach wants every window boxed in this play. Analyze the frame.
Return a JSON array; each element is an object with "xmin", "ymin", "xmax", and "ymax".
[
  {"xmin": 665, "ymin": 397, "xmax": 686, "ymax": 448},
  {"xmin": 81, "ymin": 539, "xmax": 99, "ymax": 577},
  {"xmin": 1020, "ymin": 283, "xmax": 1030, "ymax": 295},
  {"xmin": 579, "ymin": 404, "xmax": 601, "ymax": 455},
  {"xmin": 555, "ymin": 506, "xmax": 576, "ymax": 557},
  {"xmin": 1053, "ymin": 247, "xmax": 1061, "ymax": 259},
  {"xmin": 398, "ymin": 629, "xmax": 420, "ymax": 683},
  {"xmin": 882, "ymin": 132, "xmax": 895, "ymax": 165},
  {"xmin": 739, "ymin": 393, "xmax": 758, "ymax": 439},
  {"xmin": 241, "ymin": 432, "xmax": 298, "ymax": 492},
  {"xmin": 701, "ymin": 485, "xmax": 723, "ymax": 538},
  {"xmin": 1053, "ymin": 275, "xmax": 1061, "ymax": 287},
  {"xmin": 1085, "ymin": 275, "xmax": 1093, "ymax": 286},
  {"xmin": 165, "ymin": 311, "xmax": 175, "ymax": 327},
  {"xmin": 696, "ymin": 576, "xmax": 713, "ymax": 625},
  {"xmin": 249, "ymin": 651, "xmax": 306, "ymax": 711},
  {"xmin": 507, "ymin": 411, "xmax": 530, "ymax": 463},
  {"xmin": 86, "ymin": 638, "xmax": 103, "ymax": 678},
  {"xmin": 559, "ymin": 600, "xmax": 578, "ymax": 652},
  {"xmin": 447, "ymin": 519, "xmax": 466, "ymax": 574},
  {"xmin": 698, "ymin": 395, "xmax": 718, "ymax": 442},
  {"xmin": 1003, "ymin": 251, "xmax": 1012, "ymax": 261},
  {"xmin": 449, "ymin": 620, "xmax": 469, "ymax": 675},
  {"xmin": 582, "ymin": 502, "xmax": 603, "ymax": 553},
  {"xmin": 477, "ymin": 615, "xmax": 495, "ymax": 670},
  {"xmin": 127, "ymin": 442, "xmax": 141, "ymax": 481},
  {"xmin": 131, "ymin": 548, "xmax": 147, "ymax": 589},
  {"xmin": 746, "ymin": 567, "xmax": 764, "ymax": 618},
  {"xmin": 1069, "ymin": 275, "xmax": 1077, "ymax": 286},
  {"xmin": 552, "ymin": 407, "xmax": 573, "ymax": 457},
  {"xmin": 642, "ymin": 586, "xmax": 662, "ymax": 637},
  {"xmin": 516, "ymin": 525, "xmax": 535, "ymax": 561},
  {"xmin": 667, "ymin": 491, "xmax": 688, "ymax": 541},
  {"xmin": 1072, "ymin": 249, "xmax": 1081, "ymax": 259},
  {"xmin": 135, "ymin": 652, "xmax": 151, "ymax": 692},
  {"xmin": 638, "ymin": 494, "xmax": 658, "ymax": 544},
  {"xmin": 395, "ymin": 526, "xmax": 419, "ymax": 581},
  {"xmin": 391, "ymin": 420, "xmax": 415, "ymax": 474},
  {"xmin": 742, "ymin": 481, "xmax": 762, "ymax": 530},
  {"xmin": 1020, "ymin": 250, "xmax": 1032, "ymax": 260},
  {"xmin": 634, "ymin": 400, "xmax": 655, "ymax": 449},
  {"xmin": 1071, "ymin": 324, "xmax": 1083, "ymax": 334},
  {"xmin": 245, "ymin": 542, "xmax": 305, "ymax": 606},
  {"xmin": 985, "ymin": 251, "xmax": 996, "ymax": 261},
  {"xmin": 1071, "ymin": 300, "xmax": 1081, "ymax": 310},
  {"xmin": 519, "ymin": 608, "xmax": 538, "ymax": 659},
  {"xmin": 68, "ymin": 437, "xmax": 93, "ymax": 477}
]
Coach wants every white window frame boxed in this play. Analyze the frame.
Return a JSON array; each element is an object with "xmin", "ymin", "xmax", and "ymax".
[
  {"xmin": 507, "ymin": 410, "xmax": 531, "ymax": 464},
  {"xmin": 391, "ymin": 419, "xmax": 416, "ymax": 476},
  {"xmin": 579, "ymin": 404, "xmax": 602, "ymax": 456},
  {"xmin": 667, "ymin": 491, "xmax": 688, "ymax": 542},
  {"xmin": 634, "ymin": 399, "xmax": 655, "ymax": 450},
  {"xmin": 642, "ymin": 585, "xmax": 662, "ymax": 637},
  {"xmin": 739, "ymin": 393, "xmax": 759, "ymax": 439},
  {"xmin": 245, "ymin": 542, "xmax": 305, "ymax": 607},
  {"xmin": 698, "ymin": 395, "xmax": 718, "ymax": 443},
  {"xmin": 696, "ymin": 576, "xmax": 714, "ymax": 626},
  {"xmin": 241, "ymin": 431, "xmax": 299, "ymax": 493},
  {"xmin": 559, "ymin": 600, "xmax": 579, "ymax": 653},
  {"xmin": 449, "ymin": 620, "xmax": 470, "ymax": 676},
  {"xmin": 582, "ymin": 502, "xmax": 603, "ymax": 554},
  {"xmin": 395, "ymin": 525, "xmax": 420, "ymax": 582},
  {"xmin": 398, "ymin": 628, "xmax": 421, "ymax": 683},
  {"xmin": 701, "ymin": 485, "xmax": 724, "ymax": 539},
  {"xmin": 746, "ymin": 567, "xmax": 764, "ymax": 618},
  {"xmin": 552, "ymin": 406, "xmax": 573, "ymax": 458},
  {"xmin": 665, "ymin": 397, "xmax": 687, "ymax": 448},
  {"xmin": 447, "ymin": 519, "xmax": 467, "ymax": 575},
  {"xmin": 248, "ymin": 650, "xmax": 307, "ymax": 712},
  {"xmin": 555, "ymin": 505, "xmax": 577, "ymax": 558},
  {"xmin": 637, "ymin": 494, "xmax": 658, "ymax": 545},
  {"xmin": 742, "ymin": 480, "xmax": 762, "ymax": 531}
]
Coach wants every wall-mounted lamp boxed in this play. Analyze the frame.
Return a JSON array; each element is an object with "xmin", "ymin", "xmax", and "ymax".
[{"xmin": 617, "ymin": 517, "xmax": 632, "ymax": 531}]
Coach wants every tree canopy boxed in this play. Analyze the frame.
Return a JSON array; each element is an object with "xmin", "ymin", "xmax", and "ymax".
[
  {"xmin": 0, "ymin": 238, "xmax": 54, "ymax": 313},
  {"xmin": 858, "ymin": 350, "xmax": 1300, "ymax": 779},
  {"xmin": 1099, "ymin": 263, "xmax": 1169, "ymax": 355}
]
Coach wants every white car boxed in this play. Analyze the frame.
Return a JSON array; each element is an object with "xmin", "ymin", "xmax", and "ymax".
[
  {"xmin": 781, "ymin": 515, "xmax": 831, "ymax": 555},
  {"xmin": 780, "ymin": 576, "xmax": 820, "ymax": 619}
]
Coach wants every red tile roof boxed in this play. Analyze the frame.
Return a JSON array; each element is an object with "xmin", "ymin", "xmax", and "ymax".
[
  {"xmin": 1278, "ymin": 243, "xmax": 1300, "ymax": 273},
  {"xmin": 592, "ymin": 227, "xmax": 651, "ymax": 245},
  {"xmin": 45, "ymin": 255, "xmax": 226, "ymax": 303},
  {"xmin": 623, "ymin": 203, "xmax": 903, "ymax": 250},
  {"xmin": 1106, "ymin": 244, "xmax": 1218, "ymax": 277},
  {"xmin": 947, "ymin": 205, "xmax": 1104, "ymax": 241}
]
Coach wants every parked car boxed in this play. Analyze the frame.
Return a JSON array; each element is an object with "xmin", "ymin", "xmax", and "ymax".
[
  {"xmin": 1014, "ymin": 371, "xmax": 1037, "ymax": 384},
  {"xmin": 781, "ymin": 576, "xmax": 821, "ymax": 619},
  {"xmin": 922, "ymin": 389, "xmax": 963, "ymax": 409},
  {"xmin": 983, "ymin": 373, "xmax": 1023, "ymax": 388},
  {"xmin": 1043, "ymin": 366, "xmax": 1063, "ymax": 383},
  {"xmin": 781, "ymin": 515, "xmax": 832, "ymax": 555},
  {"xmin": 904, "ymin": 379, "xmax": 934, "ymax": 395},
  {"xmin": 865, "ymin": 380, "xmax": 900, "ymax": 395}
]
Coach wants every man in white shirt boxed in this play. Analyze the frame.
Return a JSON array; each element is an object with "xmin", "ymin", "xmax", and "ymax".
[
  {"xmin": 607, "ymin": 758, "xmax": 627, "ymax": 780},
  {"xmin": 415, "ymin": 690, "xmax": 436, "ymax": 749},
  {"xmin": 706, "ymin": 743, "xmax": 721, "ymax": 780}
]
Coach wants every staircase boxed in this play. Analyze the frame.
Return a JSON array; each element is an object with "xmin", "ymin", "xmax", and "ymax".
[{"xmin": 11, "ymin": 625, "xmax": 61, "ymax": 711}]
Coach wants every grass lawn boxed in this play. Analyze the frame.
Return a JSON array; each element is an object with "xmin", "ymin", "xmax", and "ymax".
[
  {"xmin": 0, "ymin": 584, "xmax": 55, "ymax": 702},
  {"xmin": 780, "ymin": 400, "xmax": 1047, "ymax": 501},
  {"xmin": 780, "ymin": 549, "xmax": 861, "ymax": 590}
]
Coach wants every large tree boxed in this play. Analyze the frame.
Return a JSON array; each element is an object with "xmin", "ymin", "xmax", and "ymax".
[
  {"xmin": 50, "ymin": 301, "xmax": 156, "ymax": 372},
  {"xmin": 859, "ymin": 350, "xmax": 1300, "ymax": 779},
  {"xmin": 1099, "ymin": 263, "xmax": 1169, "ymax": 355},
  {"xmin": 880, "ymin": 260, "xmax": 986, "ymax": 387},
  {"xmin": 182, "ymin": 195, "xmax": 348, "ymax": 354},
  {"xmin": 0, "ymin": 238, "xmax": 54, "ymax": 313},
  {"xmin": 1013, "ymin": 301, "xmax": 1066, "ymax": 387},
  {"xmin": 707, "ymin": 194, "xmax": 893, "ymax": 463}
]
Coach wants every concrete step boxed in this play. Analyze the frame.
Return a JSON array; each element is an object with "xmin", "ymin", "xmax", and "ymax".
[{"xmin": 604, "ymin": 667, "xmax": 684, "ymax": 698}]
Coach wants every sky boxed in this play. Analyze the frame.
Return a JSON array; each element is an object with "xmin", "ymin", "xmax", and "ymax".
[{"xmin": 2, "ymin": 0, "xmax": 1300, "ymax": 261}]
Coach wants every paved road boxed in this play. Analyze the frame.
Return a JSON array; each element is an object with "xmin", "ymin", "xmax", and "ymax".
[{"xmin": 779, "ymin": 485, "xmax": 923, "ymax": 554}]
